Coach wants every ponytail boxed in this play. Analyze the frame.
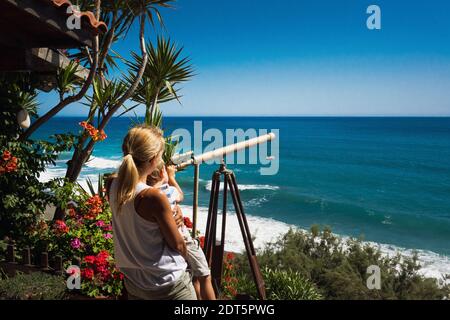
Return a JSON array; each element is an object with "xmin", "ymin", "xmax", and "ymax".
[{"xmin": 116, "ymin": 154, "xmax": 140, "ymax": 211}]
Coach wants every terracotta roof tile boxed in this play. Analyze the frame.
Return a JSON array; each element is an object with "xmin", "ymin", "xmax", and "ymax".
[{"xmin": 48, "ymin": 0, "xmax": 107, "ymax": 34}]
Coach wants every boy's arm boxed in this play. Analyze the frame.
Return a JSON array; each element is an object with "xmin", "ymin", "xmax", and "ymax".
[{"xmin": 166, "ymin": 165, "xmax": 184, "ymax": 202}]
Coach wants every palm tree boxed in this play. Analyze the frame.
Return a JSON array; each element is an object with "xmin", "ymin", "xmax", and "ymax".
[
  {"xmin": 63, "ymin": 0, "xmax": 175, "ymax": 185},
  {"xmin": 52, "ymin": 0, "xmax": 175, "ymax": 220}
]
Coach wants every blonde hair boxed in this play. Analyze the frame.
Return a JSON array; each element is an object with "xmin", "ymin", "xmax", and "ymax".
[
  {"xmin": 147, "ymin": 160, "xmax": 165, "ymax": 186},
  {"xmin": 115, "ymin": 125, "xmax": 165, "ymax": 211}
]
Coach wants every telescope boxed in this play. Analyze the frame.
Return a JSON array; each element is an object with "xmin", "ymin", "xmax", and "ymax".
[
  {"xmin": 170, "ymin": 132, "xmax": 276, "ymax": 238},
  {"xmin": 172, "ymin": 132, "xmax": 276, "ymax": 170},
  {"xmin": 172, "ymin": 132, "xmax": 276, "ymax": 300}
]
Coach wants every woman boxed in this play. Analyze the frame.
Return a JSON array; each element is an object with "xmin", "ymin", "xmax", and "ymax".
[{"xmin": 107, "ymin": 125, "xmax": 196, "ymax": 300}]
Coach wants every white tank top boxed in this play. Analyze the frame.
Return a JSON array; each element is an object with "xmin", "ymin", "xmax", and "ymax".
[{"xmin": 109, "ymin": 179, "xmax": 187, "ymax": 290}]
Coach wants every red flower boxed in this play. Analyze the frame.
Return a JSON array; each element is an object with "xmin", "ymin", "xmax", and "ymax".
[
  {"xmin": 79, "ymin": 122, "xmax": 107, "ymax": 142},
  {"xmin": 68, "ymin": 208, "xmax": 77, "ymax": 218},
  {"xmin": 113, "ymin": 272, "xmax": 125, "ymax": 281},
  {"xmin": 2, "ymin": 150, "xmax": 11, "ymax": 161},
  {"xmin": 183, "ymin": 217, "xmax": 193, "ymax": 229},
  {"xmin": 100, "ymin": 270, "xmax": 111, "ymax": 281},
  {"xmin": 54, "ymin": 220, "xmax": 69, "ymax": 234},
  {"xmin": 84, "ymin": 195, "xmax": 103, "ymax": 220},
  {"xmin": 1, "ymin": 152, "xmax": 19, "ymax": 174},
  {"xmin": 199, "ymin": 236, "xmax": 205, "ymax": 249},
  {"xmin": 81, "ymin": 268, "xmax": 94, "ymax": 280},
  {"xmin": 226, "ymin": 252, "xmax": 235, "ymax": 261},
  {"xmin": 83, "ymin": 256, "xmax": 96, "ymax": 264},
  {"xmin": 95, "ymin": 250, "xmax": 110, "ymax": 266},
  {"xmin": 79, "ymin": 121, "xmax": 88, "ymax": 129},
  {"xmin": 87, "ymin": 195, "xmax": 103, "ymax": 207}
]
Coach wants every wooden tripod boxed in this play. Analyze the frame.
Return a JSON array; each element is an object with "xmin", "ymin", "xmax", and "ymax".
[{"xmin": 203, "ymin": 162, "xmax": 266, "ymax": 300}]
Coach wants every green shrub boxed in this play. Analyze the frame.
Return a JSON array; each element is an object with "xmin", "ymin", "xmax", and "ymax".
[
  {"xmin": 235, "ymin": 227, "xmax": 450, "ymax": 300},
  {"xmin": 0, "ymin": 75, "xmax": 75, "ymax": 243},
  {"xmin": 234, "ymin": 267, "xmax": 322, "ymax": 300},
  {"xmin": 262, "ymin": 267, "xmax": 322, "ymax": 300},
  {"xmin": 0, "ymin": 272, "xmax": 67, "ymax": 300}
]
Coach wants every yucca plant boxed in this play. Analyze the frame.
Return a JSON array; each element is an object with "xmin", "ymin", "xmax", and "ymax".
[
  {"xmin": 233, "ymin": 267, "xmax": 323, "ymax": 300},
  {"xmin": 87, "ymin": 78, "xmax": 129, "ymax": 123},
  {"xmin": 262, "ymin": 267, "xmax": 323, "ymax": 300},
  {"xmin": 77, "ymin": 174, "xmax": 106, "ymax": 199},
  {"xmin": 125, "ymin": 36, "xmax": 194, "ymax": 124},
  {"xmin": 127, "ymin": 104, "xmax": 180, "ymax": 166},
  {"xmin": 55, "ymin": 60, "xmax": 83, "ymax": 101}
]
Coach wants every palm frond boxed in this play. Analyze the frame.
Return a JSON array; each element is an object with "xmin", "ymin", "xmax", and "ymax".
[{"xmin": 124, "ymin": 36, "xmax": 194, "ymax": 121}]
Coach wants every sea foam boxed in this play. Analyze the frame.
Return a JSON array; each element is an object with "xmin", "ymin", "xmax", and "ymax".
[
  {"xmin": 205, "ymin": 181, "xmax": 280, "ymax": 191},
  {"xmin": 84, "ymin": 156, "xmax": 122, "ymax": 170}
]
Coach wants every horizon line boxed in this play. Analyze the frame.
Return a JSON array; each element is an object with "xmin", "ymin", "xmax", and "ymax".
[{"xmin": 50, "ymin": 114, "xmax": 450, "ymax": 118}]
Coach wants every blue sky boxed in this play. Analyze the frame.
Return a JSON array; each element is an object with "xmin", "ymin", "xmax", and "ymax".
[{"xmin": 44, "ymin": 0, "xmax": 450, "ymax": 116}]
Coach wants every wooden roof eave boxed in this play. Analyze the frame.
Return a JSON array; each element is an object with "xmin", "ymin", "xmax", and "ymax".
[{"xmin": 0, "ymin": 0, "xmax": 99, "ymax": 48}]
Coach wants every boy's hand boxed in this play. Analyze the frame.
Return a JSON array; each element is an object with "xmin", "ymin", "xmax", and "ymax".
[
  {"xmin": 166, "ymin": 165, "xmax": 177, "ymax": 179},
  {"xmin": 173, "ymin": 204, "xmax": 184, "ymax": 228}
]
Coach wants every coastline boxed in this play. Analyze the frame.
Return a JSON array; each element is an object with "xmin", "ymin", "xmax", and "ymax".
[{"xmin": 38, "ymin": 165, "xmax": 450, "ymax": 283}]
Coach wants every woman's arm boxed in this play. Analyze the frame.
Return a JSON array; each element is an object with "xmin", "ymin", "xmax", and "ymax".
[{"xmin": 134, "ymin": 188, "xmax": 187, "ymax": 258}]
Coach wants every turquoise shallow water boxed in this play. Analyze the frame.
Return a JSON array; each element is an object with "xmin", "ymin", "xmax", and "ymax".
[{"xmin": 35, "ymin": 117, "xmax": 450, "ymax": 256}]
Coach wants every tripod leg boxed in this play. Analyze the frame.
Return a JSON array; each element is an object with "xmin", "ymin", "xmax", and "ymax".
[
  {"xmin": 227, "ymin": 172, "xmax": 266, "ymax": 300},
  {"xmin": 205, "ymin": 171, "xmax": 220, "ymax": 264},
  {"xmin": 211, "ymin": 176, "xmax": 227, "ymax": 289},
  {"xmin": 229, "ymin": 172, "xmax": 258, "ymax": 255}
]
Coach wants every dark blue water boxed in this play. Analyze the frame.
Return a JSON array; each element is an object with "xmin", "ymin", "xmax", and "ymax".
[{"xmin": 35, "ymin": 117, "xmax": 450, "ymax": 256}]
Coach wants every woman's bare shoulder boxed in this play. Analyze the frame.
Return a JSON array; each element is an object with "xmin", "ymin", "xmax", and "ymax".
[{"xmin": 134, "ymin": 187, "xmax": 170, "ymax": 221}]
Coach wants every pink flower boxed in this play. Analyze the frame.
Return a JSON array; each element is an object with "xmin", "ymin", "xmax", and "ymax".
[
  {"xmin": 95, "ymin": 220, "xmax": 105, "ymax": 228},
  {"xmin": 103, "ymin": 233, "xmax": 113, "ymax": 239},
  {"xmin": 103, "ymin": 224, "xmax": 112, "ymax": 231},
  {"xmin": 71, "ymin": 238, "xmax": 81, "ymax": 249}
]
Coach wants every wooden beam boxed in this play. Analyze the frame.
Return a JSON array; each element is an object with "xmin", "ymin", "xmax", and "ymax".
[
  {"xmin": 31, "ymin": 48, "xmax": 90, "ymax": 80},
  {"xmin": 0, "ymin": 47, "xmax": 91, "ymax": 92}
]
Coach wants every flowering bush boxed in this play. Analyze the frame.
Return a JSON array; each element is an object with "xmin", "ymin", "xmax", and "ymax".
[
  {"xmin": 36, "ymin": 188, "xmax": 124, "ymax": 298},
  {"xmin": 79, "ymin": 121, "xmax": 107, "ymax": 142},
  {"xmin": 0, "ymin": 74, "xmax": 76, "ymax": 242},
  {"xmin": 221, "ymin": 252, "xmax": 238, "ymax": 298},
  {"xmin": 80, "ymin": 250, "xmax": 123, "ymax": 297}
]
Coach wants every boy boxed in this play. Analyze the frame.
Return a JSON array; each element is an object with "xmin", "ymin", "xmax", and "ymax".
[{"xmin": 147, "ymin": 161, "xmax": 216, "ymax": 300}]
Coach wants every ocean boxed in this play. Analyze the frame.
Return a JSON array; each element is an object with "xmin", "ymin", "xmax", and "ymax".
[{"xmin": 34, "ymin": 117, "xmax": 450, "ymax": 279}]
